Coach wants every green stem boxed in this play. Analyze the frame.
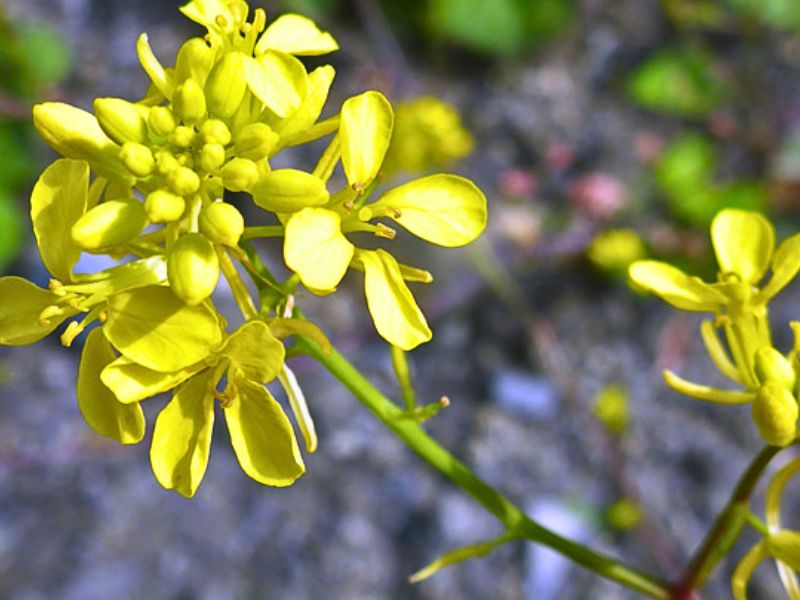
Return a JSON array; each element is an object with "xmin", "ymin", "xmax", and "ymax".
[
  {"xmin": 673, "ymin": 445, "xmax": 781, "ymax": 598},
  {"xmin": 242, "ymin": 226, "xmax": 284, "ymax": 240},
  {"xmin": 296, "ymin": 337, "xmax": 670, "ymax": 599},
  {"xmin": 390, "ymin": 344, "xmax": 417, "ymax": 411}
]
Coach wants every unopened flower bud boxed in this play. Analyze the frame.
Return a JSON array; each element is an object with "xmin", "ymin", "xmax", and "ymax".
[
  {"xmin": 205, "ymin": 176, "xmax": 224, "ymax": 200},
  {"xmin": 94, "ymin": 97, "xmax": 148, "ymax": 144},
  {"xmin": 752, "ymin": 383, "xmax": 799, "ymax": 447},
  {"xmin": 155, "ymin": 149, "xmax": 180, "ymax": 175},
  {"xmin": 170, "ymin": 125, "xmax": 196, "ymax": 149},
  {"xmin": 167, "ymin": 167, "xmax": 201, "ymax": 196},
  {"xmin": 176, "ymin": 152, "xmax": 194, "ymax": 168},
  {"xmin": 172, "ymin": 79, "xmax": 207, "ymax": 125},
  {"xmin": 234, "ymin": 123, "xmax": 279, "ymax": 161},
  {"xmin": 767, "ymin": 531, "xmax": 800, "ymax": 571},
  {"xmin": 200, "ymin": 119, "xmax": 232, "ymax": 145},
  {"xmin": 199, "ymin": 201, "xmax": 244, "ymax": 246},
  {"xmin": 71, "ymin": 199, "xmax": 148, "ymax": 251},
  {"xmin": 175, "ymin": 37, "xmax": 217, "ymax": 86},
  {"xmin": 145, "ymin": 189, "xmax": 186, "ymax": 223},
  {"xmin": 755, "ymin": 347, "xmax": 796, "ymax": 391},
  {"xmin": 204, "ymin": 52, "xmax": 247, "ymax": 118},
  {"xmin": 221, "ymin": 157, "xmax": 259, "ymax": 192},
  {"xmin": 167, "ymin": 233, "xmax": 219, "ymax": 305},
  {"xmin": 200, "ymin": 143, "xmax": 227, "ymax": 172},
  {"xmin": 119, "ymin": 142, "xmax": 155, "ymax": 177},
  {"xmin": 149, "ymin": 106, "xmax": 177, "ymax": 137}
]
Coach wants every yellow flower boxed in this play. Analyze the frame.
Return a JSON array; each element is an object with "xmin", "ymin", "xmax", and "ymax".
[
  {"xmin": 279, "ymin": 91, "xmax": 487, "ymax": 350},
  {"xmin": 629, "ymin": 209, "xmax": 800, "ymax": 446},
  {"xmin": 101, "ymin": 319, "xmax": 303, "ymax": 497}
]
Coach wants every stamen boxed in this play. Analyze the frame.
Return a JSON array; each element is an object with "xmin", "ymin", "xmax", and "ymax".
[{"xmin": 374, "ymin": 223, "xmax": 396, "ymax": 239}]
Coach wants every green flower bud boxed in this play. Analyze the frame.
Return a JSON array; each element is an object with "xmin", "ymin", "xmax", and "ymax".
[
  {"xmin": 767, "ymin": 530, "xmax": 800, "ymax": 571},
  {"xmin": 71, "ymin": 199, "xmax": 147, "ymax": 251},
  {"xmin": 752, "ymin": 382, "xmax": 799, "ymax": 447},
  {"xmin": 175, "ymin": 37, "xmax": 217, "ymax": 86},
  {"xmin": 199, "ymin": 201, "xmax": 244, "ymax": 246},
  {"xmin": 94, "ymin": 98, "xmax": 148, "ymax": 144},
  {"xmin": 172, "ymin": 79, "xmax": 207, "ymax": 125},
  {"xmin": 176, "ymin": 152, "xmax": 194, "ymax": 168},
  {"xmin": 167, "ymin": 166, "xmax": 201, "ymax": 196},
  {"xmin": 221, "ymin": 157, "xmax": 259, "ymax": 192},
  {"xmin": 755, "ymin": 347, "xmax": 796, "ymax": 391},
  {"xmin": 205, "ymin": 176, "xmax": 224, "ymax": 200},
  {"xmin": 167, "ymin": 233, "xmax": 219, "ymax": 305},
  {"xmin": 149, "ymin": 106, "xmax": 177, "ymax": 137},
  {"xmin": 200, "ymin": 119, "xmax": 232, "ymax": 145},
  {"xmin": 234, "ymin": 122, "xmax": 280, "ymax": 161},
  {"xmin": 200, "ymin": 143, "xmax": 227, "ymax": 172},
  {"xmin": 119, "ymin": 142, "xmax": 155, "ymax": 177},
  {"xmin": 145, "ymin": 189, "xmax": 186, "ymax": 223},
  {"xmin": 204, "ymin": 52, "xmax": 247, "ymax": 119},
  {"xmin": 169, "ymin": 125, "xmax": 197, "ymax": 149},
  {"xmin": 155, "ymin": 149, "xmax": 180, "ymax": 175}
]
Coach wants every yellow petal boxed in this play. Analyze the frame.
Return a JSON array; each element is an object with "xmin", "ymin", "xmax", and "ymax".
[
  {"xmin": 244, "ymin": 51, "xmax": 309, "ymax": 119},
  {"xmin": 180, "ymin": 0, "xmax": 249, "ymax": 31},
  {"xmin": 256, "ymin": 14, "xmax": 339, "ymax": 56},
  {"xmin": 101, "ymin": 355, "xmax": 200, "ymax": 404},
  {"xmin": 104, "ymin": 286, "xmax": 223, "ymax": 372},
  {"xmin": 251, "ymin": 168, "xmax": 329, "ymax": 213},
  {"xmin": 222, "ymin": 320, "xmax": 285, "ymax": 384},
  {"xmin": 372, "ymin": 174, "xmax": 487, "ymax": 247},
  {"xmin": 356, "ymin": 249, "xmax": 432, "ymax": 350},
  {"xmin": 711, "ymin": 209, "xmax": 774, "ymax": 284},
  {"xmin": 77, "ymin": 328, "xmax": 145, "ymax": 445},
  {"xmin": 760, "ymin": 232, "xmax": 800, "ymax": 301},
  {"xmin": 663, "ymin": 370, "xmax": 754, "ymax": 404},
  {"xmin": 0, "ymin": 277, "xmax": 77, "ymax": 345},
  {"xmin": 284, "ymin": 208, "xmax": 354, "ymax": 292},
  {"xmin": 340, "ymin": 91, "xmax": 394, "ymax": 189},
  {"xmin": 225, "ymin": 376, "xmax": 304, "ymax": 486},
  {"xmin": 276, "ymin": 65, "xmax": 335, "ymax": 146},
  {"xmin": 32, "ymin": 103, "xmax": 134, "ymax": 184},
  {"xmin": 30, "ymin": 159, "xmax": 87, "ymax": 281},
  {"xmin": 136, "ymin": 33, "xmax": 175, "ymax": 100},
  {"xmin": 268, "ymin": 318, "xmax": 332, "ymax": 356},
  {"xmin": 150, "ymin": 369, "xmax": 216, "ymax": 498},
  {"xmin": 629, "ymin": 260, "xmax": 728, "ymax": 312}
]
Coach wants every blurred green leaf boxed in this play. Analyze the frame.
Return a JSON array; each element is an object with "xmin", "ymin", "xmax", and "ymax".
[
  {"xmin": 729, "ymin": 0, "xmax": 800, "ymax": 31},
  {"xmin": 628, "ymin": 48, "xmax": 727, "ymax": 118},
  {"xmin": 517, "ymin": 0, "xmax": 575, "ymax": 42},
  {"xmin": 283, "ymin": 0, "xmax": 341, "ymax": 19},
  {"xmin": 18, "ymin": 23, "xmax": 71, "ymax": 87},
  {"xmin": 0, "ymin": 191, "xmax": 24, "ymax": 273},
  {"xmin": 656, "ymin": 134, "xmax": 715, "ymax": 197},
  {"xmin": 429, "ymin": 0, "xmax": 526, "ymax": 57},
  {"xmin": 0, "ymin": 126, "xmax": 36, "ymax": 190},
  {"xmin": 662, "ymin": 0, "xmax": 726, "ymax": 28}
]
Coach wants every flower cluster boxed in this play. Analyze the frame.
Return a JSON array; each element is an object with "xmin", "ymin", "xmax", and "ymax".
[
  {"xmin": 0, "ymin": 0, "xmax": 487, "ymax": 496},
  {"xmin": 629, "ymin": 209, "xmax": 800, "ymax": 447}
]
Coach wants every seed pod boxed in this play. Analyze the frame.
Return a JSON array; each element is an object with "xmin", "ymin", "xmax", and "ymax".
[
  {"xmin": 145, "ymin": 189, "xmax": 186, "ymax": 223},
  {"xmin": 234, "ymin": 123, "xmax": 279, "ymax": 161},
  {"xmin": 119, "ymin": 142, "xmax": 156, "ymax": 177},
  {"xmin": 752, "ymin": 382, "xmax": 799, "ymax": 447},
  {"xmin": 221, "ymin": 158, "xmax": 259, "ymax": 192},
  {"xmin": 755, "ymin": 347, "xmax": 796, "ymax": 391},
  {"xmin": 200, "ymin": 119, "xmax": 232, "ymax": 145},
  {"xmin": 149, "ymin": 106, "xmax": 177, "ymax": 138},
  {"xmin": 94, "ymin": 98, "xmax": 148, "ymax": 144},
  {"xmin": 205, "ymin": 52, "xmax": 247, "ymax": 119},
  {"xmin": 199, "ymin": 202, "xmax": 244, "ymax": 246},
  {"xmin": 167, "ymin": 166, "xmax": 201, "ymax": 196},
  {"xmin": 167, "ymin": 233, "xmax": 219, "ymax": 305},
  {"xmin": 71, "ymin": 199, "xmax": 148, "ymax": 251},
  {"xmin": 172, "ymin": 79, "xmax": 207, "ymax": 125},
  {"xmin": 200, "ymin": 143, "xmax": 227, "ymax": 173}
]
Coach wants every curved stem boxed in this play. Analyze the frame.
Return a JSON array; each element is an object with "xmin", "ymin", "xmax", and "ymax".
[
  {"xmin": 672, "ymin": 445, "xmax": 782, "ymax": 598},
  {"xmin": 296, "ymin": 337, "xmax": 670, "ymax": 599}
]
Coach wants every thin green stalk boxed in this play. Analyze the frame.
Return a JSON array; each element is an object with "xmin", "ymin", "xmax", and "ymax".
[
  {"xmin": 673, "ymin": 445, "xmax": 781, "ymax": 598},
  {"xmin": 390, "ymin": 345, "xmax": 417, "ymax": 410},
  {"xmin": 295, "ymin": 337, "xmax": 670, "ymax": 599}
]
